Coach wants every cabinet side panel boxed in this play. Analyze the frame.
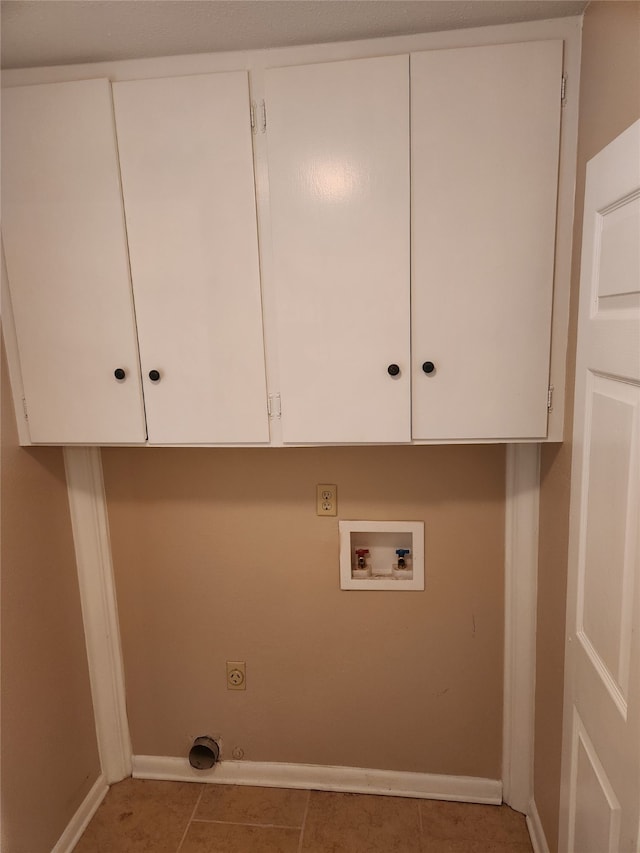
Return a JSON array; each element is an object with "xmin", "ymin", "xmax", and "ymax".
[
  {"xmin": 113, "ymin": 71, "xmax": 269, "ymax": 444},
  {"xmin": 266, "ymin": 55, "xmax": 411, "ymax": 444},
  {"xmin": 1, "ymin": 79, "xmax": 147, "ymax": 443},
  {"xmin": 411, "ymin": 40, "xmax": 563, "ymax": 440}
]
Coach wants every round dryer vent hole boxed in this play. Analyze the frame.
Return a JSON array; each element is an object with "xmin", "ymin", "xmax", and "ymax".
[{"xmin": 188, "ymin": 736, "xmax": 220, "ymax": 770}]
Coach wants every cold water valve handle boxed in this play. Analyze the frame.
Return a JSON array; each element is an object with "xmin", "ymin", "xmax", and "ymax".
[
  {"xmin": 395, "ymin": 548, "xmax": 410, "ymax": 569},
  {"xmin": 355, "ymin": 548, "xmax": 370, "ymax": 569}
]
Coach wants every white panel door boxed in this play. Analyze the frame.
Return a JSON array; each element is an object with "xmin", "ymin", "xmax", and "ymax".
[
  {"xmin": 1, "ymin": 79, "xmax": 147, "ymax": 443},
  {"xmin": 265, "ymin": 55, "xmax": 411, "ymax": 443},
  {"xmin": 113, "ymin": 72, "xmax": 269, "ymax": 444},
  {"xmin": 411, "ymin": 41, "xmax": 563, "ymax": 440},
  {"xmin": 560, "ymin": 120, "xmax": 640, "ymax": 853}
]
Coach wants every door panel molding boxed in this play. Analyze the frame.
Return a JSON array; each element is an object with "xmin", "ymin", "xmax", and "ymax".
[{"xmin": 568, "ymin": 709, "xmax": 621, "ymax": 853}]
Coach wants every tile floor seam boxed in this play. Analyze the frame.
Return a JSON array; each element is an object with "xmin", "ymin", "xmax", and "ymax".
[
  {"xmin": 74, "ymin": 779, "xmax": 534, "ymax": 852},
  {"xmin": 297, "ymin": 789, "xmax": 311, "ymax": 853},
  {"xmin": 190, "ymin": 817, "xmax": 304, "ymax": 829},
  {"xmin": 175, "ymin": 783, "xmax": 206, "ymax": 853}
]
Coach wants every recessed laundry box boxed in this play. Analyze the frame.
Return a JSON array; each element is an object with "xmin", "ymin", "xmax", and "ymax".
[{"xmin": 339, "ymin": 520, "xmax": 424, "ymax": 591}]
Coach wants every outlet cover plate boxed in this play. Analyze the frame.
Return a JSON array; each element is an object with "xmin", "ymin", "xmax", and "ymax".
[{"xmin": 316, "ymin": 483, "xmax": 337, "ymax": 516}]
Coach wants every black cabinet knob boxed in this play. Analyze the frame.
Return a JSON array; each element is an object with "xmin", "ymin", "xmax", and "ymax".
[
  {"xmin": 387, "ymin": 364, "xmax": 400, "ymax": 377},
  {"xmin": 114, "ymin": 368, "xmax": 126, "ymax": 380},
  {"xmin": 422, "ymin": 361, "xmax": 436, "ymax": 374},
  {"xmin": 148, "ymin": 370, "xmax": 161, "ymax": 382}
]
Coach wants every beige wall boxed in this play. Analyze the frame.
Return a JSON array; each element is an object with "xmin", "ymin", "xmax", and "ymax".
[
  {"xmin": 534, "ymin": 3, "xmax": 640, "ymax": 849},
  {"xmin": 1, "ymin": 341, "xmax": 100, "ymax": 853},
  {"xmin": 103, "ymin": 444, "xmax": 505, "ymax": 777}
]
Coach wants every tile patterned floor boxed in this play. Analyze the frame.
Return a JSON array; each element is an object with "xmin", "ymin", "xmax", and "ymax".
[{"xmin": 74, "ymin": 779, "xmax": 534, "ymax": 852}]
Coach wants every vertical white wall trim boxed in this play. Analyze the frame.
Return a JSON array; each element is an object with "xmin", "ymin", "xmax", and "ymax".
[
  {"xmin": 64, "ymin": 446, "xmax": 132, "ymax": 783},
  {"xmin": 503, "ymin": 444, "xmax": 540, "ymax": 814}
]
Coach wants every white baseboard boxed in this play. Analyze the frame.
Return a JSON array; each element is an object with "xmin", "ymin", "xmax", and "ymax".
[
  {"xmin": 527, "ymin": 798, "xmax": 551, "ymax": 853},
  {"xmin": 51, "ymin": 773, "xmax": 108, "ymax": 853},
  {"xmin": 132, "ymin": 755, "xmax": 502, "ymax": 804}
]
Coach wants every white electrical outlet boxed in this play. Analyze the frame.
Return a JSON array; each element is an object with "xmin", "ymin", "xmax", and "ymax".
[{"xmin": 316, "ymin": 483, "xmax": 337, "ymax": 516}]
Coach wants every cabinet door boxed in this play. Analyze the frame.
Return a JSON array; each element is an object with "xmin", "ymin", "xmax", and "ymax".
[
  {"xmin": 1, "ymin": 79, "xmax": 147, "ymax": 443},
  {"xmin": 265, "ymin": 55, "xmax": 411, "ymax": 443},
  {"xmin": 411, "ymin": 41, "xmax": 563, "ymax": 440},
  {"xmin": 113, "ymin": 72, "xmax": 269, "ymax": 444}
]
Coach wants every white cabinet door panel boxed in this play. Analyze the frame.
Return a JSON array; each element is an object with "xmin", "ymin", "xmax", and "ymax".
[
  {"xmin": 411, "ymin": 41, "xmax": 563, "ymax": 440},
  {"xmin": 266, "ymin": 55, "xmax": 411, "ymax": 444},
  {"xmin": 113, "ymin": 72, "xmax": 269, "ymax": 444},
  {"xmin": 1, "ymin": 79, "xmax": 147, "ymax": 443}
]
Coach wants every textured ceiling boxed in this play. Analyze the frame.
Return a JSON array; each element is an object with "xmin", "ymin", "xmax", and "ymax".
[{"xmin": 1, "ymin": 0, "xmax": 587, "ymax": 70}]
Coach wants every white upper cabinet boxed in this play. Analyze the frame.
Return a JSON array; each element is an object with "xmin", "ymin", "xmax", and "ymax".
[
  {"xmin": 410, "ymin": 40, "xmax": 563, "ymax": 440},
  {"xmin": 2, "ymin": 72, "xmax": 269, "ymax": 445},
  {"xmin": 1, "ymin": 79, "xmax": 147, "ymax": 443},
  {"xmin": 1, "ymin": 28, "xmax": 575, "ymax": 446},
  {"xmin": 113, "ymin": 72, "xmax": 269, "ymax": 444},
  {"xmin": 265, "ymin": 55, "xmax": 411, "ymax": 443}
]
